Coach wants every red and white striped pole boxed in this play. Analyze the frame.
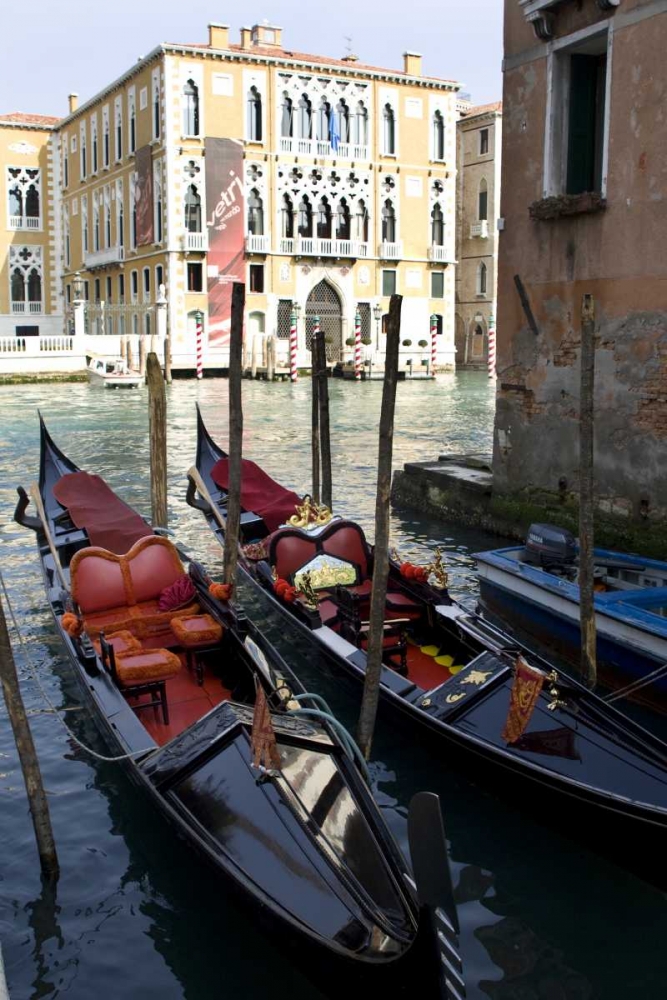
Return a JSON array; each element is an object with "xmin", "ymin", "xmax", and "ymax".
[
  {"xmin": 289, "ymin": 305, "xmax": 298, "ymax": 383},
  {"xmin": 430, "ymin": 314, "xmax": 438, "ymax": 375},
  {"xmin": 354, "ymin": 308, "xmax": 362, "ymax": 381},
  {"xmin": 488, "ymin": 312, "xmax": 496, "ymax": 379},
  {"xmin": 195, "ymin": 310, "xmax": 203, "ymax": 379}
]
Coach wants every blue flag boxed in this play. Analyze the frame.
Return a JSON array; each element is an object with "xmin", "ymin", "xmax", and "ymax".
[{"xmin": 329, "ymin": 111, "xmax": 340, "ymax": 152}]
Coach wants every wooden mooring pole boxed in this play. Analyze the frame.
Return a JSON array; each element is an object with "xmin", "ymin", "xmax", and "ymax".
[
  {"xmin": 147, "ymin": 352, "xmax": 168, "ymax": 529},
  {"xmin": 164, "ymin": 335, "xmax": 172, "ymax": 385},
  {"xmin": 357, "ymin": 293, "xmax": 403, "ymax": 760},
  {"xmin": 317, "ymin": 330, "xmax": 332, "ymax": 510},
  {"xmin": 311, "ymin": 323, "xmax": 321, "ymax": 504},
  {"xmin": 579, "ymin": 293, "xmax": 597, "ymax": 688},
  {"xmin": 0, "ymin": 587, "xmax": 59, "ymax": 876},
  {"xmin": 223, "ymin": 282, "xmax": 245, "ymax": 586}
]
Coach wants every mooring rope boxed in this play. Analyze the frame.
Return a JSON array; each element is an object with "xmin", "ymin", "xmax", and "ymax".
[{"xmin": 0, "ymin": 570, "xmax": 155, "ymax": 764}]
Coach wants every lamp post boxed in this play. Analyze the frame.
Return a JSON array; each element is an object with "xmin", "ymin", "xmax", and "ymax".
[
  {"xmin": 195, "ymin": 309, "xmax": 203, "ymax": 379},
  {"xmin": 72, "ymin": 270, "xmax": 85, "ymax": 338},
  {"xmin": 373, "ymin": 303, "xmax": 382, "ymax": 352}
]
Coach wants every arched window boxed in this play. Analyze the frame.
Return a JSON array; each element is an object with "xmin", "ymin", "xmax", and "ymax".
[
  {"xmin": 184, "ymin": 184, "xmax": 202, "ymax": 232},
  {"xmin": 94, "ymin": 203, "xmax": 100, "ymax": 251},
  {"xmin": 118, "ymin": 202, "xmax": 124, "ymax": 247},
  {"xmin": 317, "ymin": 99, "xmax": 331, "ymax": 142},
  {"xmin": 247, "ymin": 87, "xmax": 262, "ymax": 142},
  {"xmin": 317, "ymin": 197, "xmax": 332, "ymax": 239},
  {"xmin": 9, "ymin": 185, "xmax": 22, "ymax": 218},
  {"xmin": 129, "ymin": 103, "xmax": 136, "ymax": 153},
  {"xmin": 183, "ymin": 79, "xmax": 200, "ymax": 136},
  {"xmin": 153, "ymin": 87, "xmax": 161, "ymax": 139},
  {"xmin": 433, "ymin": 110, "xmax": 445, "ymax": 161},
  {"xmin": 336, "ymin": 198, "xmax": 351, "ymax": 240},
  {"xmin": 381, "ymin": 200, "xmax": 396, "ymax": 243},
  {"xmin": 105, "ymin": 202, "xmax": 111, "ymax": 247},
  {"xmin": 27, "ymin": 269, "xmax": 41, "ymax": 303},
  {"xmin": 336, "ymin": 100, "xmax": 350, "ymax": 144},
  {"xmin": 281, "ymin": 93, "xmax": 293, "ymax": 137},
  {"xmin": 354, "ymin": 101, "xmax": 368, "ymax": 146},
  {"xmin": 478, "ymin": 262, "xmax": 488, "ymax": 295},
  {"xmin": 298, "ymin": 94, "xmax": 312, "ymax": 139},
  {"xmin": 431, "ymin": 203, "xmax": 444, "ymax": 246},
  {"xmin": 282, "ymin": 194, "xmax": 294, "ymax": 238},
  {"xmin": 356, "ymin": 199, "xmax": 369, "ymax": 242},
  {"xmin": 298, "ymin": 195, "xmax": 313, "ymax": 238},
  {"xmin": 433, "ymin": 315, "xmax": 443, "ymax": 336},
  {"xmin": 247, "ymin": 188, "xmax": 264, "ymax": 235},
  {"xmin": 478, "ymin": 178, "xmax": 488, "ymax": 221},
  {"xmin": 25, "ymin": 185, "xmax": 40, "ymax": 219},
  {"xmin": 383, "ymin": 104, "xmax": 396, "ymax": 155},
  {"xmin": 11, "ymin": 268, "xmax": 25, "ymax": 303}
]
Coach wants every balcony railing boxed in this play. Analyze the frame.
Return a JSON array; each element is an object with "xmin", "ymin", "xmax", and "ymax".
[
  {"xmin": 470, "ymin": 221, "xmax": 489, "ymax": 239},
  {"xmin": 428, "ymin": 244, "xmax": 454, "ymax": 263},
  {"xmin": 0, "ymin": 335, "xmax": 74, "ymax": 356},
  {"xmin": 84, "ymin": 245, "xmax": 125, "ymax": 268},
  {"xmin": 9, "ymin": 215, "xmax": 41, "ymax": 230},
  {"xmin": 183, "ymin": 231, "xmax": 208, "ymax": 252},
  {"xmin": 11, "ymin": 301, "xmax": 43, "ymax": 314},
  {"xmin": 245, "ymin": 234, "xmax": 270, "ymax": 254},
  {"xmin": 279, "ymin": 237, "xmax": 369, "ymax": 258},
  {"xmin": 377, "ymin": 241, "xmax": 402, "ymax": 260},
  {"xmin": 277, "ymin": 137, "xmax": 369, "ymax": 160}
]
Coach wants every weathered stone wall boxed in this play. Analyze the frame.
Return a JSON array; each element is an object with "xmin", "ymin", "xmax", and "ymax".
[{"xmin": 495, "ymin": 0, "xmax": 667, "ymax": 537}]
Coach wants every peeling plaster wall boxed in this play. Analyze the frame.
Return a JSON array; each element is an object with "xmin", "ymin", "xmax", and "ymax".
[{"xmin": 495, "ymin": 0, "xmax": 667, "ymax": 527}]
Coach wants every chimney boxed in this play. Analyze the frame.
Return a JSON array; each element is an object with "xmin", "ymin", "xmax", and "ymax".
[
  {"xmin": 341, "ymin": 53, "xmax": 359, "ymax": 63},
  {"xmin": 403, "ymin": 51, "xmax": 422, "ymax": 76},
  {"xmin": 68, "ymin": 93, "xmax": 79, "ymax": 114},
  {"xmin": 240, "ymin": 26, "xmax": 252, "ymax": 49},
  {"xmin": 208, "ymin": 23, "xmax": 229, "ymax": 49}
]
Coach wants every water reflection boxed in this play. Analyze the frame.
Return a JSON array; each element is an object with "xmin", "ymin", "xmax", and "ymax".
[{"xmin": 0, "ymin": 376, "xmax": 666, "ymax": 999}]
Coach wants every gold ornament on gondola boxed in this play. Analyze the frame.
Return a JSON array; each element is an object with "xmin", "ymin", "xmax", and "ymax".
[
  {"xmin": 288, "ymin": 495, "xmax": 333, "ymax": 529},
  {"xmin": 296, "ymin": 570, "xmax": 319, "ymax": 610}
]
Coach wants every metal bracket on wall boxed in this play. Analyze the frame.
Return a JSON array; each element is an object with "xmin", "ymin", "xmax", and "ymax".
[{"xmin": 513, "ymin": 275, "xmax": 540, "ymax": 337}]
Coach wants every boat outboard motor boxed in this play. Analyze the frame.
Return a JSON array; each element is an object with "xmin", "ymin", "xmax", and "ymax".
[{"xmin": 523, "ymin": 523, "xmax": 576, "ymax": 570}]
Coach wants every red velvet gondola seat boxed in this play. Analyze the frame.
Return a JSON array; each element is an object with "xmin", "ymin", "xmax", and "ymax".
[
  {"xmin": 99, "ymin": 634, "xmax": 181, "ymax": 725},
  {"xmin": 170, "ymin": 614, "xmax": 224, "ymax": 685}
]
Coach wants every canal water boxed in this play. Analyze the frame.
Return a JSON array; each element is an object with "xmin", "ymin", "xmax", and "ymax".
[{"xmin": 0, "ymin": 373, "xmax": 665, "ymax": 999}]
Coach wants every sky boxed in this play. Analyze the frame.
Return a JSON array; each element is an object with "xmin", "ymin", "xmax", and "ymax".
[{"xmin": 0, "ymin": 0, "xmax": 503, "ymax": 118}]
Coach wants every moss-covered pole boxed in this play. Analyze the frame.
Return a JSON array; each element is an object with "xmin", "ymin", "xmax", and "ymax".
[
  {"xmin": 357, "ymin": 293, "xmax": 402, "ymax": 760},
  {"xmin": 147, "ymin": 352, "xmax": 168, "ymax": 529},
  {"xmin": 579, "ymin": 293, "xmax": 597, "ymax": 688}
]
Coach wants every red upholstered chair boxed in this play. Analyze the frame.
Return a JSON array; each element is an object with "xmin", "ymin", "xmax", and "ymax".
[
  {"xmin": 170, "ymin": 614, "xmax": 224, "ymax": 685},
  {"xmin": 99, "ymin": 633, "xmax": 181, "ymax": 724},
  {"xmin": 92, "ymin": 630, "xmax": 142, "ymax": 658},
  {"xmin": 334, "ymin": 587, "xmax": 409, "ymax": 676}
]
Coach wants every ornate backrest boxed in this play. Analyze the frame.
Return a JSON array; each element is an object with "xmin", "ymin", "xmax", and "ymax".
[
  {"xmin": 269, "ymin": 519, "xmax": 371, "ymax": 584},
  {"xmin": 70, "ymin": 536, "xmax": 185, "ymax": 613}
]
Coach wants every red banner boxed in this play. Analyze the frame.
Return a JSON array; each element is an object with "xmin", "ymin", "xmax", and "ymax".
[
  {"xmin": 135, "ymin": 145, "xmax": 154, "ymax": 246},
  {"xmin": 205, "ymin": 137, "xmax": 245, "ymax": 346},
  {"xmin": 502, "ymin": 656, "xmax": 545, "ymax": 744}
]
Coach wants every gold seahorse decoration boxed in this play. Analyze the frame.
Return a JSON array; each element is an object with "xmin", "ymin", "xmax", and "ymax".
[{"xmin": 288, "ymin": 495, "xmax": 333, "ymax": 529}]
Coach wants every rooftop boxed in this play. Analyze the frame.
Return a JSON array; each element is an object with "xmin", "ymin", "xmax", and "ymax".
[
  {"xmin": 0, "ymin": 111, "xmax": 61, "ymax": 127},
  {"xmin": 464, "ymin": 101, "xmax": 503, "ymax": 117}
]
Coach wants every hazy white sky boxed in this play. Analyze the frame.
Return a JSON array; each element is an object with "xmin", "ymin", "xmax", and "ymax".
[{"xmin": 0, "ymin": 0, "xmax": 503, "ymax": 118}]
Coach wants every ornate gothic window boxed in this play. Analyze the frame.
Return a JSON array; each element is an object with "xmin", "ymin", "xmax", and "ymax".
[
  {"xmin": 184, "ymin": 184, "xmax": 202, "ymax": 232},
  {"xmin": 11, "ymin": 269, "xmax": 25, "ymax": 303},
  {"xmin": 80, "ymin": 123, "xmax": 87, "ymax": 178},
  {"xmin": 103, "ymin": 107, "xmax": 110, "ymax": 167},
  {"xmin": 93, "ymin": 195, "xmax": 100, "ymax": 251},
  {"xmin": 298, "ymin": 94, "xmax": 312, "ymax": 139},
  {"xmin": 153, "ymin": 74, "xmax": 161, "ymax": 140},
  {"xmin": 26, "ymin": 185, "xmax": 39, "ymax": 219},
  {"xmin": 91, "ymin": 116, "xmax": 98, "ymax": 172},
  {"xmin": 433, "ymin": 110, "xmax": 445, "ymax": 161},
  {"xmin": 81, "ymin": 195, "xmax": 88, "ymax": 252},
  {"xmin": 317, "ymin": 99, "xmax": 331, "ymax": 142},
  {"xmin": 183, "ymin": 79, "xmax": 200, "ymax": 136},
  {"xmin": 298, "ymin": 195, "xmax": 313, "ymax": 237},
  {"xmin": 118, "ymin": 199, "xmax": 124, "ymax": 247},
  {"xmin": 154, "ymin": 166, "xmax": 163, "ymax": 242},
  {"xmin": 336, "ymin": 100, "xmax": 350, "ymax": 144},
  {"xmin": 28, "ymin": 269, "xmax": 41, "ymax": 303},
  {"xmin": 381, "ymin": 199, "xmax": 396, "ymax": 243},
  {"xmin": 478, "ymin": 178, "xmax": 488, "ymax": 221},
  {"xmin": 9, "ymin": 246, "xmax": 43, "ymax": 310},
  {"xmin": 383, "ymin": 104, "xmax": 396, "ymax": 155},
  {"xmin": 247, "ymin": 87, "xmax": 262, "ymax": 142},
  {"xmin": 355, "ymin": 199, "xmax": 369, "ymax": 242},
  {"xmin": 104, "ymin": 194, "xmax": 111, "ymax": 248},
  {"xmin": 128, "ymin": 91, "xmax": 136, "ymax": 153},
  {"xmin": 478, "ymin": 261, "xmax": 488, "ymax": 296},
  {"xmin": 354, "ymin": 102, "xmax": 368, "ymax": 146},
  {"xmin": 281, "ymin": 93, "xmax": 293, "ymax": 137},
  {"xmin": 317, "ymin": 197, "xmax": 332, "ymax": 239},
  {"xmin": 431, "ymin": 203, "xmax": 444, "ymax": 245},
  {"xmin": 247, "ymin": 189, "xmax": 264, "ymax": 235},
  {"xmin": 115, "ymin": 98, "xmax": 123, "ymax": 160},
  {"xmin": 281, "ymin": 194, "xmax": 294, "ymax": 238},
  {"xmin": 336, "ymin": 198, "xmax": 351, "ymax": 240},
  {"xmin": 7, "ymin": 167, "xmax": 41, "ymax": 227},
  {"xmin": 8, "ymin": 182, "xmax": 22, "ymax": 218}
]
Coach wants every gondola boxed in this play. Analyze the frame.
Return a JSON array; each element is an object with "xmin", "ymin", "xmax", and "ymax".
[
  {"xmin": 13, "ymin": 416, "xmax": 465, "ymax": 1000},
  {"xmin": 188, "ymin": 405, "xmax": 667, "ymax": 890}
]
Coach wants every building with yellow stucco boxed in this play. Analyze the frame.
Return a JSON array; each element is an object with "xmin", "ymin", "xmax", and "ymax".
[{"xmin": 1, "ymin": 21, "xmax": 462, "ymax": 372}]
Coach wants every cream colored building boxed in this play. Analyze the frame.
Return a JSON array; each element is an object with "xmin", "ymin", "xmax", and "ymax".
[
  {"xmin": 455, "ymin": 101, "xmax": 502, "ymax": 368},
  {"xmin": 0, "ymin": 21, "xmax": 462, "ymax": 372}
]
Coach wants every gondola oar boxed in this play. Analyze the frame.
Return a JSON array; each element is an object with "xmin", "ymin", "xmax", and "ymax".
[
  {"xmin": 28, "ymin": 482, "xmax": 68, "ymax": 591},
  {"xmin": 187, "ymin": 466, "xmax": 228, "ymax": 537},
  {"xmin": 408, "ymin": 792, "xmax": 465, "ymax": 999}
]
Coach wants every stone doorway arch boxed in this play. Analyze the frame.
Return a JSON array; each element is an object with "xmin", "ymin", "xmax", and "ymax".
[{"xmin": 305, "ymin": 279, "xmax": 343, "ymax": 362}]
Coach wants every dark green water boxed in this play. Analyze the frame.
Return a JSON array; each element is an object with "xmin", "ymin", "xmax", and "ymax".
[{"xmin": 0, "ymin": 373, "xmax": 665, "ymax": 999}]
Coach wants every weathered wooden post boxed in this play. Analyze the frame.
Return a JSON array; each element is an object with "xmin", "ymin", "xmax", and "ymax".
[
  {"xmin": 316, "ymin": 325, "xmax": 333, "ymax": 510},
  {"xmin": 138, "ymin": 333, "xmax": 147, "ymax": 377},
  {"xmin": 0, "ymin": 585, "xmax": 59, "ymax": 875},
  {"xmin": 119, "ymin": 332, "xmax": 127, "ymax": 362},
  {"xmin": 146, "ymin": 352, "xmax": 168, "ymax": 528},
  {"xmin": 250, "ymin": 334, "xmax": 258, "ymax": 380},
  {"xmin": 164, "ymin": 334, "xmax": 172, "ymax": 384},
  {"xmin": 311, "ymin": 322, "xmax": 321, "ymax": 504},
  {"xmin": 357, "ymin": 293, "xmax": 402, "ymax": 759},
  {"xmin": 223, "ymin": 282, "xmax": 245, "ymax": 586},
  {"xmin": 267, "ymin": 334, "xmax": 275, "ymax": 382},
  {"xmin": 579, "ymin": 293, "xmax": 597, "ymax": 688},
  {"xmin": 126, "ymin": 335, "xmax": 134, "ymax": 373}
]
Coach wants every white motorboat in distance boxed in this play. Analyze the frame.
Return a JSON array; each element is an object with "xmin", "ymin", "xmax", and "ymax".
[{"xmin": 87, "ymin": 356, "xmax": 144, "ymax": 389}]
